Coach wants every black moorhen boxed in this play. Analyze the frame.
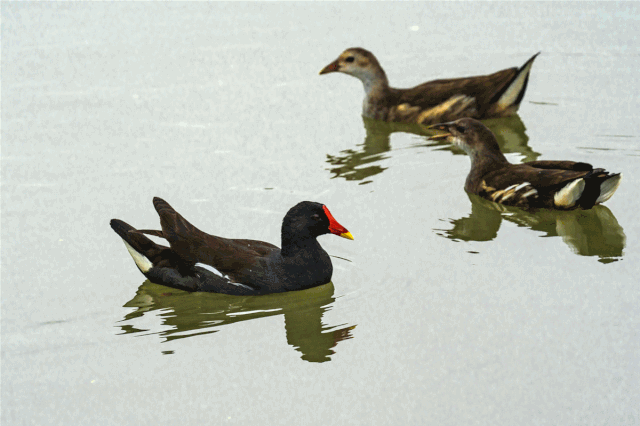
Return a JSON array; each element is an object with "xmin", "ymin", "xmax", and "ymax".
[
  {"xmin": 320, "ymin": 48, "xmax": 539, "ymax": 124},
  {"xmin": 110, "ymin": 198, "xmax": 353, "ymax": 295},
  {"xmin": 429, "ymin": 118, "xmax": 622, "ymax": 210}
]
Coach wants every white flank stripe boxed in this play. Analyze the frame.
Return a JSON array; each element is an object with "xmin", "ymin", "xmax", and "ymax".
[
  {"xmin": 123, "ymin": 241, "xmax": 153, "ymax": 273},
  {"xmin": 194, "ymin": 263, "xmax": 252, "ymax": 290},
  {"xmin": 522, "ymin": 189, "xmax": 538, "ymax": 198},
  {"xmin": 229, "ymin": 282, "xmax": 254, "ymax": 290},
  {"xmin": 514, "ymin": 182, "xmax": 531, "ymax": 192},
  {"xmin": 195, "ymin": 262, "xmax": 227, "ymax": 278},
  {"xmin": 500, "ymin": 191, "xmax": 516, "ymax": 202}
]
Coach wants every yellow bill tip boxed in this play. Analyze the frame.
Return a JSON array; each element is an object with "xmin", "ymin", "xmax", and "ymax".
[
  {"xmin": 340, "ymin": 231, "xmax": 354, "ymax": 241},
  {"xmin": 428, "ymin": 132, "xmax": 452, "ymax": 141}
]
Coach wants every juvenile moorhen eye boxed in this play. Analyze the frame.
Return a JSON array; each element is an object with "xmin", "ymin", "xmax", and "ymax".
[
  {"xmin": 345, "ymin": 56, "xmax": 355, "ymax": 63},
  {"xmin": 456, "ymin": 125, "xmax": 466, "ymax": 134}
]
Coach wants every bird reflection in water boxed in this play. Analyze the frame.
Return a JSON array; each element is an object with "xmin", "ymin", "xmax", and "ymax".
[
  {"xmin": 436, "ymin": 193, "xmax": 626, "ymax": 263},
  {"xmin": 116, "ymin": 281, "xmax": 355, "ymax": 363},
  {"xmin": 326, "ymin": 115, "xmax": 540, "ymax": 184}
]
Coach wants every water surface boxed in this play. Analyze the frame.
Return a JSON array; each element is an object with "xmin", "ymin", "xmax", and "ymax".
[{"xmin": 2, "ymin": 3, "xmax": 639, "ymax": 425}]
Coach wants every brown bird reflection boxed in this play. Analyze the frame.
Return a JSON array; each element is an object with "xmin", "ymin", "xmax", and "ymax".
[
  {"xmin": 436, "ymin": 193, "xmax": 625, "ymax": 263},
  {"xmin": 326, "ymin": 115, "xmax": 539, "ymax": 184},
  {"xmin": 116, "ymin": 281, "xmax": 355, "ymax": 363}
]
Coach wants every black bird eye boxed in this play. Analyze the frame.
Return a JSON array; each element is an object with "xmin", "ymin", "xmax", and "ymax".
[
  {"xmin": 345, "ymin": 56, "xmax": 355, "ymax": 63},
  {"xmin": 456, "ymin": 125, "xmax": 466, "ymax": 134},
  {"xmin": 312, "ymin": 214, "xmax": 321, "ymax": 220}
]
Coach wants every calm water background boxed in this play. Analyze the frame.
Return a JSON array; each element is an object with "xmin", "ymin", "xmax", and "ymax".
[{"xmin": 2, "ymin": 2, "xmax": 639, "ymax": 425}]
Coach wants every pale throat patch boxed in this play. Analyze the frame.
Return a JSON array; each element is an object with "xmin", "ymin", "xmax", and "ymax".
[{"xmin": 451, "ymin": 135, "xmax": 472, "ymax": 155}]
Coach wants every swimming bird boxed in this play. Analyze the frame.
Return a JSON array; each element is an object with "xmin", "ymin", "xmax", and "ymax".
[
  {"xmin": 320, "ymin": 48, "xmax": 539, "ymax": 124},
  {"xmin": 110, "ymin": 197, "xmax": 353, "ymax": 295},
  {"xmin": 429, "ymin": 118, "xmax": 622, "ymax": 210}
]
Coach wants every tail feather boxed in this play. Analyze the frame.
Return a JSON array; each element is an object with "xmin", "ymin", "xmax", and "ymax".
[
  {"xmin": 153, "ymin": 197, "xmax": 177, "ymax": 217},
  {"xmin": 110, "ymin": 219, "xmax": 159, "ymax": 273},
  {"xmin": 110, "ymin": 219, "xmax": 158, "ymax": 252},
  {"xmin": 596, "ymin": 173, "xmax": 622, "ymax": 204},
  {"xmin": 122, "ymin": 241, "xmax": 153, "ymax": 273},
  {"xmin": 554, "ymin": 178, "xmax": 585, "ymax": 208},
  {"xmin": 152, "ymin": 196, "xmax": 206, "ymax": 249},
  {"xmin": 132, "ymin": 229, "xmax": 166, "ymax": 238},
  {"xmin": 492, "ymin": 52, "xmax": 540, "ymax": 113}
]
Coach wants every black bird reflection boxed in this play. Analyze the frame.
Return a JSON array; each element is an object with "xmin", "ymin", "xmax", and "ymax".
[
  {"xmin": 326, "ymin": 115, "xmax": 540, "ymax": 184},
  {"xmin": 116, "ymin": 281, "xmax": 355, "ymax": 363},
  {"xmin": 437, "ymin": 193, "xmax": 626, "ymax": 263}
]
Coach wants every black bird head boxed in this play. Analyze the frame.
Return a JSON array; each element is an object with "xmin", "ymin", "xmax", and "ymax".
[{"xmin": 282, "ymin": 201, "xmax": 353, "ymax": 241}]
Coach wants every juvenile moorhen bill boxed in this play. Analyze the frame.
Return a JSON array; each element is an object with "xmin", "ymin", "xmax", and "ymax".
[
  {"xmin": 110, "ymin": 198, "xmax": 353, "ymax": 295},
  {"xmin": 430, "ymin": 118, "xmax": 622, "ymax": 210},
  {"xmin": 320, "ymin": 48, "xmax": 539, "ymax": 124}
]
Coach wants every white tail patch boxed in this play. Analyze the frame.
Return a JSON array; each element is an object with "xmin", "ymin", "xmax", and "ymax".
[
  {"xmin": 596, "ymin": 174, "xmax": 622, "ymax": 204},
  {"xmin": 554, "ymin": 178, "xmax": 585, "ymax": 208},
  {"xmin": 123, "ymin": 241, "xmax": 153, "ymax": 273},
  {"xmin": 495, "ymin": 59, "xmax": 536, "ymax": 112}
]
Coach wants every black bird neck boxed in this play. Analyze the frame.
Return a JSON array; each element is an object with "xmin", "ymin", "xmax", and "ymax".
[{"xmin": 280, "ymin": 227, "xmax": 323, "ymax": 258}]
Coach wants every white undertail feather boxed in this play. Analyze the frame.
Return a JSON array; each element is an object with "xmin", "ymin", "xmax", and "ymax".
[
  {"xmin": 123, "ymin": 241, "xmax": 153, "ymax": 273},
  {"xmin": 554, "ymin": 178, "xmax": 585, "ymax": 208},
  {"xmin": 596, "ymin": 174, "xmax": 622, "ymax": 204},
  {"xmin": 495, "ymin": 59, "xmax": 535, "ymax": 112}
]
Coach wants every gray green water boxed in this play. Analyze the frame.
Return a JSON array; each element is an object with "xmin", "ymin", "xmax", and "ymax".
[{"xmin": 2, "ymin": 3, "xmax": 639, "ymax": 425}]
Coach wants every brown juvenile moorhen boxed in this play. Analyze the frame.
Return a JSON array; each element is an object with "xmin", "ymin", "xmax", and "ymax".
[
  {"xmin": 320, "ymin": 47, "xmax": 539, "ymax": 124},
  {"xmin": 110, "ymin": 198, "xmax": 353, "ymax": 295},
  {"xmin": 430, "ymin": 118, "xmax": 622, "ymax": 210}
]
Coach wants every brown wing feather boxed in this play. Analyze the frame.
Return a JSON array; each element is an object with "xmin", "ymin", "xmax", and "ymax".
[
  {"xmin": 152, "ymin": 197, "xmax": 278, "ymax": 272},
  {"xmin": 398, "ymin": 68, "xmax": 518, "ymax": 113},
  {"xmin": 478, "ymin": 164, "xmax": 591, "ymax": 208},
  {"xmin": 484, "ymin": 164, "xmax": 588, "ymax": 191},
  {"xmin": 132, "ymin": 229, "xmax": 165, "ymax": 238},
  {"xmin": 387, "ymin": 94, "xmax": 478, "ymax": 124},
  {"xmin": 524, "ymin": 160, "xmax": 592, "ymax": 171}
]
